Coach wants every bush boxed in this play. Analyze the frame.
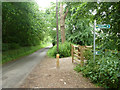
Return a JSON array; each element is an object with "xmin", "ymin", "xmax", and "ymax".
[
  {"xmin": 47, "ymin": 42, "xmax": 71, "ymax": 58},
  {"xmin": 74, "ymin": 50, "xmax": 120, "ymax": 88}
]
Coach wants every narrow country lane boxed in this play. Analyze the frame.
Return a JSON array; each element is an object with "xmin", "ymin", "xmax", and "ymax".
[{"xmin": 2, "ymin": 45, "xmax": 52, "ymax": 88}]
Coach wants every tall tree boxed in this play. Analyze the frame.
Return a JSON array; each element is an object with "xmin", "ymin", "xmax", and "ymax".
[{"xmin": 60, "ymin": 3, "xmax": 68, "ymax": 43}]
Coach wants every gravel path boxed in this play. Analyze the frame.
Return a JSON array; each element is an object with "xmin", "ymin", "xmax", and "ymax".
[{"xmin": 20, "ymin": 56, "xmax": 99, "ymax": 88}]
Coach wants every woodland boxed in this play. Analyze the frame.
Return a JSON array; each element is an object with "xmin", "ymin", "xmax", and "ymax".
[{"xmin": 2, "ymin": 1, "xmax": 120, "ymax": 88}]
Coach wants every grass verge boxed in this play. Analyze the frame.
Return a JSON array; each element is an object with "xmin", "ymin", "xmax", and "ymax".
[{"xmin": 2, "ymin": 43, "xmax": 50, "ymax": 64}]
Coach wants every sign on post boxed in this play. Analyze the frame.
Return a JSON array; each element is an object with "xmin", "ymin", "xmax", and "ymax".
[
  {"xmin": 93, "ymin": 22, "xmax": 111, "ymax": 63},
  {"xmin": 96, "ymin": 24, "xmax": 111, "ymax": 29}
]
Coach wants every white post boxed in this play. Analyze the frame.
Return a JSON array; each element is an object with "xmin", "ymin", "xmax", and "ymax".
[{"xmin": 94, "ymin": 20, "xmax": 96, "ymax": 62}]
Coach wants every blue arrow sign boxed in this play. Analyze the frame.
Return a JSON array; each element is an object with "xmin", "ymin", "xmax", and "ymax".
[{"xmin": 96, "ymin": 24, "xmax": 111, "ymax": 29}]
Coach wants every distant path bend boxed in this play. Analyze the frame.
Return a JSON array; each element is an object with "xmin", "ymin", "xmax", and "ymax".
[{"xmin": 2, "ymin": 46, "xmax": 51, "ymax": 88}]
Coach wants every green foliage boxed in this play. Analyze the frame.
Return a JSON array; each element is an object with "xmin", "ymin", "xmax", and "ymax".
[
  {"xmin": 65, "ymin": 2, "xmax": 93, "ymax": 45},
  {"xmin": 94, "ymin": 2, "xmax": 120, "ymax": 51},
  {"xmin": 2, "ymin": 2, "xmax": 52, "ymax": 64},
  {"xmin": 2, "ymin": 2, "xmax": 48, "ymax": 47},
  {"xmin": 83, "ymin": 49, "xmax": 93, "ymax": 60},
  {"xmin": 74, "ymin": 64, "xmax": 83, "ymax": 73},
  {"xmin": 74, "ymin": 50, "xmax": 120, "ymax": 88},
  {"xmin": 47, "ymin": 42, "xmax": 71, "ymax": 58},
  {"xmin": 65, "ymin": 2, "xmax": 120, "ymax": 50},
  {"xmin": 2, "ymin": 43, "xmax": 20, "ymax": 51},
  {"xmin": 67, "ymin": 3, "xmax": 120, "ymax": 87}
]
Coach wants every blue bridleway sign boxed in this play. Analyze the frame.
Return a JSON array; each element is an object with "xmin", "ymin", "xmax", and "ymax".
[{"xmin": 96, "ymin": 24, "xmax": 111, "ymax": 29}]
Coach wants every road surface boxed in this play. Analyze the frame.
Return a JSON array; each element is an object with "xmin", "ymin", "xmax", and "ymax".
[{"xmin": 2, "ymin": 46, "xmax": 51, "ymax": 88}]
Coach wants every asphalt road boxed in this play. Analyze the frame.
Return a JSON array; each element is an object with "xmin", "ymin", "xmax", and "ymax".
[{"xmin": 2, "ymin": 46, "xmax": 51, "ymax": 88}]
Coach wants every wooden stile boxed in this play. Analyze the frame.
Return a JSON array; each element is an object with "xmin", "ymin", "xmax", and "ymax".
[
  {"xmin": 74, "ymin": 50, "xmax": 81, "ymax": 55},
  {"xmin": 71, "ymin": 44, "xmax": 91, "ymax": 67},
  {"xmin": 74, "ymin": 54, "xmax": 81, "ymax": 59}
]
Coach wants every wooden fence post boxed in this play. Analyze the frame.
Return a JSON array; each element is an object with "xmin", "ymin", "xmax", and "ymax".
[{"xmin": 80, "ymin": 46, "xmax": 84, "ymax": 67}]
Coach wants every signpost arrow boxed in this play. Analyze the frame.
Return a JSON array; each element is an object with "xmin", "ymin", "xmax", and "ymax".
[
  {"xmin": 96, "ymin": 24, "xmax": 111, "ymax": 29},
  {"xmin": 93, "ymin": 22, "xmax": 111, "ymax": 64}
]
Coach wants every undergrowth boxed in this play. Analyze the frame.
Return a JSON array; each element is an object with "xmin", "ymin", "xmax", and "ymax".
[
  {"xmin": 47, "ymin": 42, "xmax": 71, "ymax": 58},
  {"xmin": 74, "ymin": 49, "xmax": 120, "ymax": 88}
]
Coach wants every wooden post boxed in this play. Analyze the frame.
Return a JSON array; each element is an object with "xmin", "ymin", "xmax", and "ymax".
[
  {"xmin": 80, "ymin": 46, "xmax": 84, "ymax": 67},
  {"xmin": 71, "ymin": 45, "xmax": 74, "ymax": 63},
  {"xmin": 56, "ymin": 54, "xmax": 59, "ymax": 68},
  {"xmin": 56, "ymin": 0, "xmax": 59, "ymax": 53}
]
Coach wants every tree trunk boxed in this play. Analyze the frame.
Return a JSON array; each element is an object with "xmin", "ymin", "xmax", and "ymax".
[{"xmin": 60, "ymin": 3, "xmax": 68, "ymax": 44}]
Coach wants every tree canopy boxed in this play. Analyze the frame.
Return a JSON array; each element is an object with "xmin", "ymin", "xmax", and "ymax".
[
  {"xmin": 47, "ymin": 2, "xmax": 120, "ymax": 50},
  {"xmin": 2, "ymin": 1, "xmax": 120, "ymax": 51},
  {"xmin": 2, "ymin": 2, "xmax": 48, "ymax": 48}
]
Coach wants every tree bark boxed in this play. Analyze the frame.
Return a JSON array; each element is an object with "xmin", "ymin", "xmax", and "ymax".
[{"xmin": 60, "ymin": 3, "xmax": 68, "ymax": 44}]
